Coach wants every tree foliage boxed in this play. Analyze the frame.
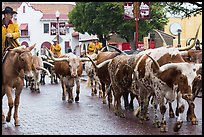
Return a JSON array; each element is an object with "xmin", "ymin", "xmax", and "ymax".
[
  {"xmin": 162, "ymin": 2, "xmax": 202, "ymax": 18},
  {"xmin": 68, "ymin": 2, "xmax": 168, "ymax": 43}
]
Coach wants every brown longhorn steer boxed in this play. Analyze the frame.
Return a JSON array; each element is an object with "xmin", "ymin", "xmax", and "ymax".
[
  {"xmin": 2, "ymin": 44, "xmax": 36, "ymax": 126},
  {"xmin": 45, "ymin": 48, "xmax": 88, "ymax": 103}
]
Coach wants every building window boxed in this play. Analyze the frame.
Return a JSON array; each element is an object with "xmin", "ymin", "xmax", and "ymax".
[
  {"xmin": 21, "ymin": 30, "xmax": 28, "ymax": 37},
  {"xmin": 20, "ymin": 23, "xmax": 29, "ymax": 37},
  {"xmin": 44, "ymin": 23, "xmax": 49, "ymax": 33},
  {"xmin": 23, "ymin": 6, "xmax": 25, "ymax": 13}
]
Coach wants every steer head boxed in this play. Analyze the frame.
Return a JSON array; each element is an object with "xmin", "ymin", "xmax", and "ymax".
[
  {"xmin": 10, "ymin": 44, "xmax": 36, "ymax": 77},
  {"xmin": 147, "ymin": 54, "xmax": 202, "ymax": 101}
]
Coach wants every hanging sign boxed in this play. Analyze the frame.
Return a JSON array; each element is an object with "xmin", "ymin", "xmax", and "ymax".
[
  {"xmin": 139, "ymin": 2, "xmax": 150, "ymax": 20},
  {"xmin": 124, "ymin": 2, "xmax": 134, "ymax": 20}
]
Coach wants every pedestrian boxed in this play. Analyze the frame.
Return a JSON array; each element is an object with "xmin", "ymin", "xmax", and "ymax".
[
  {"xmin": 50, "ymin": 39, "xmax": 61, "ymax": 57},
  {"xmin": 2, "ymin": 6, "xmax": 20, "ymax": 53},
  {"xmin": 87, "ymin": 39, "xmax": 102, "ymax": 55}
]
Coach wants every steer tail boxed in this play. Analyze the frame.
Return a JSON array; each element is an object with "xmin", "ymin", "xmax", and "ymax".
[{"xmin": 106, "ymin": 83, "xmax": 112, "ymax": 109}]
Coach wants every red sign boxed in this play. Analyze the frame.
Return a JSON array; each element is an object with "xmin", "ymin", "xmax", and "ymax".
[
  {"xmin": 124, "ymin": 2, "xmax": 134, "ymax": 20},
  {"xmin": 139, "ymin": 2, "xmax": 150, "ymax": 20}
]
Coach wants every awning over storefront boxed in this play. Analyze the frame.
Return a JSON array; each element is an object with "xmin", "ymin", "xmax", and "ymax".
[{"xmin": 20, "ymin": 23, "xmax": 28, "ymax": 30}]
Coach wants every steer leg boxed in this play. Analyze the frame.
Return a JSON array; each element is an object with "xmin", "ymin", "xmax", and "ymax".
[
  {"xmin": 112, "ymin": 83, "xmax": 125, "ymax": 118},
  {"xmin": 98, "ymin": 82, "xmax": 103, "ymax": 98},
  {"xmin": 13, "ymin": 79, "xmax": 23, "ymax": 126},
  {"xmin": 123, "ymin": 92, "xmax": 129, "ymax": 110},
  {"xmin": 173, "ymin": 94, "xmax": 185, "ymax": 132},
  {"xmin": 67, "ymin": 86, "xmax": 74, "ymax": 103},
  {"xmin": 60, "ymin": 78, "xmax": 66, "ymax": 101},
  {"xmin": 169, "ymin": 102, "xmax": 175, "ymax": 118},
  {"xmin": 75, "ymin": 78, "xmax": 80, "ymax": 102},
  {"xmin": 2, "ymin": 88, "xmax": 6, "ymax": 124},
  {"xmin": 90, "ymin": 78, "xmax": 95, "ymax": 96},
  {"xmin": 5, "ymin": 86, "xmax": 13, "ymax": 123},
  {"xmin": 101, "ymin": 82, "xmax": 107, "ymax": 104},
  {"xmin": 186, "ymin": 101, "xmax": 198, "ymax": 125}
]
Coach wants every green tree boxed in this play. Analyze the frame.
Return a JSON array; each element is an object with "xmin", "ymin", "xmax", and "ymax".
[
  {"xmin": 162, "ymin": 2, "xmax": 202, "ymax": 18},
  {"xmin": 68, "ymin": 2, "xmax": 169, "ymax": 47}
]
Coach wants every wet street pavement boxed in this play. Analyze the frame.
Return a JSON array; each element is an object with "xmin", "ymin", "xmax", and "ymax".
[{"xmin": 2, "ymin": 76, "xmax": 202, "ymax": 135}]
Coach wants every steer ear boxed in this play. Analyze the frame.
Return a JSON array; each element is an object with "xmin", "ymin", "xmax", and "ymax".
[{"xmin": 28, "ymin": 43, "xmax": 36, "ymax": 51}]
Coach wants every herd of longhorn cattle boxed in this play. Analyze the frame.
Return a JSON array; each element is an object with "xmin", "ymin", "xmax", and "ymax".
[{"xmin": 2, "ymin": 26, "xmax": 202, "ymax": 133}]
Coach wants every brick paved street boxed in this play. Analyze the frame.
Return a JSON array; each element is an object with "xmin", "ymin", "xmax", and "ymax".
[{"xmin": 2, "ymin": 76, "xmax": 202, "ymax": 135}]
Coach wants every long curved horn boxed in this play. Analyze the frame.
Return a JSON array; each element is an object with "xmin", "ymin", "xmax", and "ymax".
[
  {"xmin": 147, "ymin": 53, "xmax": 180, "ymax": 73},
  {"xmin": 97, "ymin": 59, "xmax": 112, "ymax": 68},
  {"xmin": 177, "ymin": 24, "xmax": 201, "ymax": 51},
  {"xmin": 86, "ymin": 55, "xmax": 98, "ymax": 70},
  {"xmin": 43, "ymin": 61, "xmax": 54, "ymax": 67},
  {"xmin": 80, "ymin": 57, "xmax": 91, "ymax": 62},
  {"xmin": 195, "ymin": 63, "xmax": 202, "ymax": 69},
  {"xmin": 153, "ymin": 29, "xmax": 168, "ymax": 47},
  {"xmin": 36, "ymin": 66, "xmax": 51, "ymax": 77},
  {"xmin": 100, "ymin": 46, "xmax": 108, "ymax": 52},
  {"xmin": 45, "ymin": 47, "xmax": 68, "ymax": 62},
  {"xmin": 146, "ymin": 54, "xmax": 160, "ymax": 71},
  {"xmin": 179, "ymin": 51, "xmax": 189, "ymax": 56},
  {"xmin": 107, "ymin": 45, "xmax": 128, "ymax": 55}
]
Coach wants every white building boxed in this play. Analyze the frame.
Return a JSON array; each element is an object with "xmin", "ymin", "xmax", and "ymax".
[{"xmin": 3, "ymin": 2, "xmax": 97, "ymax": 56}]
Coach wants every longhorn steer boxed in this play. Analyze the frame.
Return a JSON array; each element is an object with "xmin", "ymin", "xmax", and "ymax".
[
  {"xmin": 87, "ymin": 51, "xmax": 122, "ymax": 104},
  {"xmin": 85, "ymin": 53, "xmax": 103, "ymax": 97},
  {"xmin": 29, "ymin": 54, "xmax": 51, "ymax": 93},
  {"xmin": 2, "ymin": 44, "xmax": 36, "ymax": 126},
  {"xmin": 46, "ymin": 48, "xmax": 88, "ymax": 103}
]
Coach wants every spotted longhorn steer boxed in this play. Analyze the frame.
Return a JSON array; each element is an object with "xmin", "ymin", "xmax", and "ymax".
[
  {"xmin": 45, "ymin": 48, "xmax": 88, "ymax": 103},
  {"xmin": 29, "ymin": 54, "xmax": 51, "ymax": 93},
  {"xmin": 86, "ymin": 51, "xmax": 123, "ymax": 104},
  {"xmin": 85, "ymin": 53, "xmax": 103, "ymax": 97},
  {"xmin": 2, "ymin": 44, "xmax": 36, "ymax": 126},
  {"xmin": 40, "ymin": 55, "xmax": 58, "ymax": 85}
]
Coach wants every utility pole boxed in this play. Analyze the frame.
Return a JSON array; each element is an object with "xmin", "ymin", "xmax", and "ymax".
[{"xmin": 135, "ymin": 2, "xmax": 139, "ymax": 50}]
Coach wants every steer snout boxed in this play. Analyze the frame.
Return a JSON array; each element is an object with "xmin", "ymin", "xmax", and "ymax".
[{"xmin": 182, "ymin": 93, "xmax": 193, "ymax": 100}]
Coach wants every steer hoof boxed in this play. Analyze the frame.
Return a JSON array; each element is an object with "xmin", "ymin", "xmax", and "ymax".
[
  {"xmin": 6, "ymin": 116, "xmax": 11, "ymax": 122},
  {"xmin": 62, "ymin": 96, "xmax": 66, "ymax": 101},
  {"xmin": 187, "ymin": 116, "xmax": 198, "ymax": 125},
  {"xmin": 115, "ymin": 111, "xmax": 125, "ymax": 118},
  {"xmin": 173, "ymin": 121, "xmax": 183, "ymax": 132},
  {"xmin": 2, "ymin": 119, "xmax": 6, "ymax": 124},
  {"xmin": 91, "ymin": 92, "xmax": 94, "ymax": 96},
  {"xmin": 14, "ymin": 120, "xmax": 20, "ymax": 126},
  {"xmin": 75, "ymin": 96, "xmax": 79, "ymax": 102},
  {"xmin": 68, "ymin": 99, "xmax": 73, "ymax": 103},
  {"xmin": 169, "ymin": 112, "xmax": 175, "ymax": 118},
  {"xmin": 160, "ymin": 124, "xmax": 168, "ymax": 132},
  {"xmin": 153, "ymin": 120, "xmax": 161, "ymax": 128}
]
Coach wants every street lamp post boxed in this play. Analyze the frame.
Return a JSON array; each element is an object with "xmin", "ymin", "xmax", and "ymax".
[
  {"xmin": 55, "ymin": 10, "xmax": 60, "ymax": 44},
  {"xmin": 177, "ymin": 29, "xmax": 182, "ymax": 47}
]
